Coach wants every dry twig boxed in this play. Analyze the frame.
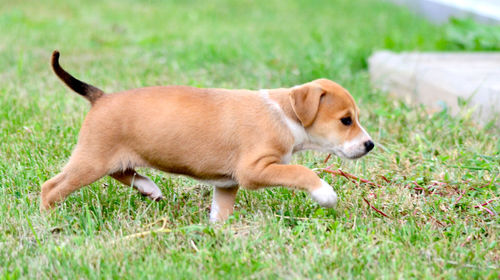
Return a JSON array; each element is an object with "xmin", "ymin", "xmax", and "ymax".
[
  {"xmin": 362, "ymin": 197, "xmax": 390, "ymax": 218},
  {"xmin": 322, "ymin": 168, "xmax": 383, "ymax": 188}
]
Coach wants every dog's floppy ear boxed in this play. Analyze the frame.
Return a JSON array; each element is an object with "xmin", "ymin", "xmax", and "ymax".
[{"xmin": 289, "ymin": 84, "xmax": 325, "ymax": 127}]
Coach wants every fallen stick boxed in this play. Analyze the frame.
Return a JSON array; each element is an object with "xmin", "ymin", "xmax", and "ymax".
[
  {"xmin": 322, "ymin": 167, "xmax": 497, "ymax": 219},
  {"xmin": 323, "ymin": 153, "xmax": 331, "ymax": 163},
  {"xmin": 274, "ymin": 214, "xmax": 336, "ymax": 222},
  {"xmin": 379, "ymin": 175, "xmax": 391, "ymax": 183},
  {"xmin": 114, "ymin": 228, "xmax": 173, "ymax": 243},
  {"xmin": 476, "ymin": 205, "xmax": 495, "ymax": 216},
  {"xmin": 412, "ymin": 181, "xmax": 424, "ymax": 190},
  {"xmin": 362, "ymin": 197, "xmax": 390, "ymax": 218},
  {"xmin": 473, "ymin": 199, "xmax": 497, "ymax": 216},
  {"xmin": 275, "ymin": 214, "xmax": 313, "ymax": 221},
  {"xmin": 473, "ymin": 199, "xmax": 496, "ymax": 208},
  {"xmin": 323, "ymin": 168, "xmax": 383, "ymax": 188},
  {"xmin": 453, "ymin": 189, "xmax": 467, "ymax": 205},
  {"xmin": 468, "ymin": 176, "xmax": 497, "ymax": 190},
  {"xmin": 428, "ymin": 214, "xmax": 446, "ymax": 227}
]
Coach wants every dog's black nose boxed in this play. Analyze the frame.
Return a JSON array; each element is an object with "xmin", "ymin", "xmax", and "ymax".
[{"xmin": 364, "ymin": 140, "xmax": 374, "ymax": 152}]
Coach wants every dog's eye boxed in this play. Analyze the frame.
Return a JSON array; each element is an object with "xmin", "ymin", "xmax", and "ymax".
[{"xmin": 340, "ymin": 116, "xmax": 352, "ymax": 126}]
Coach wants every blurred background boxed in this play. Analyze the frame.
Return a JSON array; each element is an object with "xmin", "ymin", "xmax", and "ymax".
[{"xmin": 1, "ymin": 1, "xmax": 499, "ymax": 278}]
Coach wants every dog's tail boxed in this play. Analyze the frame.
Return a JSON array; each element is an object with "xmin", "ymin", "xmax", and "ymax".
[{"xmin": 51, "ymin": 50, "xmax": 104, "ymax": 105}]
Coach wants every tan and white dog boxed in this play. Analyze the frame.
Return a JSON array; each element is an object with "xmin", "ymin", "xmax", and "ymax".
[{"xmin": 41, "ymin": 51, "xmax": 374, "ymax": 222}]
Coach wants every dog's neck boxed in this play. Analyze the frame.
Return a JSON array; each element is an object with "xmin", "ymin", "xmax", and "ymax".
[
  {"xmin": 266, "ymin": 88, "xmax": 301, "ymax": 124},
  {"xmin": 262, "ymin": 88, "xmax": 311, "ymax": 152}
]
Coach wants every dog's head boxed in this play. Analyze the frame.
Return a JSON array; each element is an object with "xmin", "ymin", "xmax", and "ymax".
[{"xmin": 290, "ymin": 79, "xmax": 374, "ymax": 159}]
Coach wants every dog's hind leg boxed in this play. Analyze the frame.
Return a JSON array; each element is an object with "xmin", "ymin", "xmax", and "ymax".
[
  {"xmin": 110, "ymin": 169, "xmax": 163, "ymax": 201},
  {"xmin": 40, "ymin": 150, "xmax": 109, "ymax": 211},
  {"xmin": 210, "ymin": 186, "xmax": 239, "ymax": 222}
]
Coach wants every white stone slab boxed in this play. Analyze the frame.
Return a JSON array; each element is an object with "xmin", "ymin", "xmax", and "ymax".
[
  {"xmin": 390, "ymin": 0, "xmax": 500, "ymax": 24},
  {"xmin": 368, "ymin": 51, "xmax": 500, "ymax": 125}
]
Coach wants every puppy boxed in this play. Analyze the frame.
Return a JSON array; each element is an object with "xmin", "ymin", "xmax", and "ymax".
[{"xmin": 41, "ymin": 51, "xmax": 374, "ymax": 222}]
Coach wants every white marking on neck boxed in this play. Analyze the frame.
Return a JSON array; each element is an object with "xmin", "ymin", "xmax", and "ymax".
[
  {"xmin": 259, "ymin": 89, "xmax": 309, "ymax": 151},
  {"xmin": 259, "ymin": 89, "xmax": 281, "ymax": 111}
]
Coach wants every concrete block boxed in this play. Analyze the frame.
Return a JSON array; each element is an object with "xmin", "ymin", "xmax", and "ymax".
[
  {"xmin": 389, "ymin": 0, "xmax": 500, "ymax": 24},
  {"xmin": 368, "ymin": 51, "xmax": 500, "ymax": 125}
]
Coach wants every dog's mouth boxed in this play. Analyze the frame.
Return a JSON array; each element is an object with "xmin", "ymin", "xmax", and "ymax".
[
  {"xmin": 345, "ymin": 151, "xmax": 369, "ymax": 160},
  {"xmin": 298, "ymin": 138, "xmax": 374, "ymax": 160},
  {"xmin": 330, "ymin": 147, "xmax": 371, "ymax": 160}
]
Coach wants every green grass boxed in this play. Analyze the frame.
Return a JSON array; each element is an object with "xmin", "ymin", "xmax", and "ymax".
[{"xmin": 1, "ymin": 0, "xmax": 499, "ymax": 278}]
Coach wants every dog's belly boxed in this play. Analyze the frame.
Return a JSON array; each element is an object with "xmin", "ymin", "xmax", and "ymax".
[
  {"xmin": 147, "ymin": 161, "xmax": 238, "ymax": 187},
  {"xmin": 88, "ymin": 87, "xmax": 291, "ymax": 187},
  {"xmin": 199, "ymin": 179, "xmax": 238, "ymax": 188},
  {"xmin": 146, "ymin": 160, "xmax": 235, "ymax": 182}
]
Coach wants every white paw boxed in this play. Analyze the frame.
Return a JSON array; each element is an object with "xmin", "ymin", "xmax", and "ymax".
[
  {"xmin": 209, "ymin": 199, "xmax": 220, "ymax": 223},
  {"xmin": 310, "ymin": 179, "xmax": 338, "ymax": 208},
  {"xmin": 146, "ymin": 190, "xmax": 164, "ymax": 201},
  {"xmin": 135, "ymin": 177, "xmax": 163, "ymax": 201}
]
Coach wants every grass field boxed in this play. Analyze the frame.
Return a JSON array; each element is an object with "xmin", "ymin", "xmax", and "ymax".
[{"xmin": 1, "ymin": 0, "xmax": 499, "ymax": 278}]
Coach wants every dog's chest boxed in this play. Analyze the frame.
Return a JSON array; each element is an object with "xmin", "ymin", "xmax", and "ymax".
[{"xmin": 281, "ymin": 152, "xmax": 292, "ymax": 164}]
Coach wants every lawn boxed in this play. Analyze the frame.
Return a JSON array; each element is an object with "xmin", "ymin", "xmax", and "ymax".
[{"xmin": 0, "ymin": 0, "xmax": 498, "ymax": 278}]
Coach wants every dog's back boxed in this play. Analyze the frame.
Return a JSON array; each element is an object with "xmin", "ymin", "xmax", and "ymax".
[{"xmin": 77, "ymin": 86, "xmax": 293, "ymax": 180}]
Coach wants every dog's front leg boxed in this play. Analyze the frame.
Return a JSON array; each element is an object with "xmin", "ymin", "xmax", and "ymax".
[
  {"xmin": 239, "ymin": 163, "xmax": 337, "ymax": 208},
  {"xmin": 210, "ymin": 186, "xmax": 239, "ymax": 222}
]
